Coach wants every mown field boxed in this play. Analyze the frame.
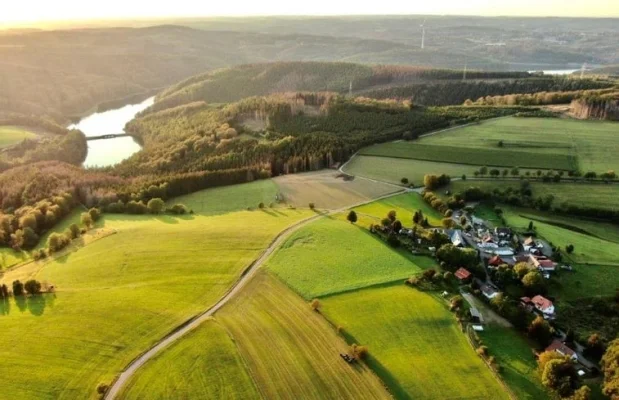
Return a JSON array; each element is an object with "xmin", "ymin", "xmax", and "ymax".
[
  {"xmin": 350, "ymin": 192, "xmax": 444, "ymax": 228},
  {"xmin": 0, "ymin": 209, "xmax": 311, "ymax": 399},
  {"xmin": 0, "ymin": 126, "xmax": 37, "ymax": 148},
  {"xmin": 266, "ymin": 217, "xmax": 432, "ymax": 299},
  {"xmin": 321, "ymin": 284, "xmax": 509, "ymax": 400},
  {"xmin": 343, "ymin": 155, "xmax": 480, "ymax": 185},
  {"xmin": 217, "ymin": 271, "xmax": 390, "ymax": 400},
  {"xmin": 274, "ymin": 170, "xmax": 399, "ymax": 210},
  {"xmin": 418, "ymin": 117, "xmax": 619, "ymax": 173},
  {"xmin": 478, "ymin": 326, "xmax": 549, "ymax": 400},
  {"xmin": 119, "ymin": 319, "xmax": 261, "ymax": 399},
  {"xmin": 359, "ymin": 141, "xmax": 576, "ymax": 171}
]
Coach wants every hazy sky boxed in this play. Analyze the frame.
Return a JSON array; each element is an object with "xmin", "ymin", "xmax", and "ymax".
[{"xmin": 2, "ymin": 0, "xmax": 618, "ymax": 25}]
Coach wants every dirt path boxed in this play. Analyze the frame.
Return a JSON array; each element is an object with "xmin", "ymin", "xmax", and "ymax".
[{"xmin": 104, "ymin": 190, "xmax": 406, "ymax": 399}]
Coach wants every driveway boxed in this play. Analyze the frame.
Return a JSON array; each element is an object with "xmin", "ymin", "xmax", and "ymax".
[{"xmin": 462, "ymin": 291, "xmax": 513, "ymax": 328}]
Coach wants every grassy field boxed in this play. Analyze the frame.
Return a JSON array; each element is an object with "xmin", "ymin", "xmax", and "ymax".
[
  {"xmin": 0, "ymin": 126, "xmax": 37, "ymax": 148},
  {"xmin": 343, "ymin": 155, "xmax": 480, "ymax": 185},
  {"xmin": 0, "ymin": 209, "xmax": 311, "ymax": 399},
  {"xmin": 448, "ymin": 180, "xmax": 619, "ymax": 211},
  {"xmin": 419, "ymin": 117, "xmax": 619, "ymax": 173},
  {"xmin": 217, "ymin": 271, "xmax": 390, "ymax": 400},
  {"xmin": 266, "ymin": 217, "xmax": 432, "ymax": 299},
  {"xmin": 274, "ymin": 170, "xmax": 399, "ymax": 210},
  {"xmin": 119, "ymin": 319, "xmax": 261, "ymax": 399},
  {"xmin": 359, "ymin": 141, "xmax": 575, "ymax": 171},
  {"xmin": 478, "ymin": 326, "xmax": 549, "ymax": 400},
  {"xmin": 166, "ymin": 179, "xmax": 279, "ymax": 215},
  {"xmin": 321, "ymin": 284, "xmax": 509, "ymax": 400},
  {"xmin": 350, "ymin": 192, "xmax": 444, "ymax": 227}
]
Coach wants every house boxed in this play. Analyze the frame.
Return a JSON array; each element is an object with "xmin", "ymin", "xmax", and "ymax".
[
  {"xmin": 495, "ymin": 227, "xmax": 512, "ymax": 238},
  {"xmin": 488, "ymin": 255, "xmax": 505, "ymax": 267},
  {"xmin": 455, "ymin": 268, "xmax": 472, "ymax": 281},
  {"xmin": 522, "ymin": 295, "xmax": 555, "ymax": 316},
  {"xmin": 480, "ymin": 284, "xmax": 499, "ymax": 300},
  {"xmin": 471, "ymin": 216, "xmax": 485, "ymax": 227},
  {"xmin": 450, "ymin": 230, "xmax": 465, "ymax": 247},
  {"xmin": 546, "ymin": 340, "xmax": 578, "ymax": 361},
  {"xmin": 482, "ymin": 235, "xmax": 495, "ymax": 244},
  {"xmin": 524, "ymin": 237, "xmax": 536, "ymax": 247},
  {"xmin": 528, "ymin": 254, "xmax": 556, "ymax": 272}
]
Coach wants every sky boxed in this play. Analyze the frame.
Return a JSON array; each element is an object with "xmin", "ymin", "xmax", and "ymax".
[{"xmin": 1, "ymin": 0, "xmax": 618, "ymax": 26}]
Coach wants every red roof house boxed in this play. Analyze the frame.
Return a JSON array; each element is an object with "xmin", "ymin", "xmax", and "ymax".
[
  {"xmin": 546, "ymin": 340, "xmax": 578, "ymax": 360},
  {"xmin": 488, "ymin": 255, "xmax": 504, "ymax": 267},
  {"xmin": 531, "ymin": 295, "xmax": 555, "ymax": 315},
  {"xmin": 454, "ymin": 268, "xmax": 472, "ymax": 281}
]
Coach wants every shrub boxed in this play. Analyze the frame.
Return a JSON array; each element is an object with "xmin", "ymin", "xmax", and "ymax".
[
  {"xmin": 477, "ymin": 346, "xmax": 489, "ymax": 357},
  {"xmin": 96, "ymin": 383, "xmax": 109, "ymax": 395},
  {"xmin": 88, "ymin": 207, "xmax": 101, "ymax": 222},
  {"xmin": 351, "ymin": 344, "xmax": 369, "ymax": 360},
  {"xmin": 401, "ymin": 177, "xmax": 409, "ymax": 184},
  {"xmin": 12, "ymin": 280, "xmax": 24, "ymax": 296},
  {"xmin": 147, "ymin": 198, "xmax": 165, "ymax": 214},
  {"xmin": 166, "ymin": 204, "xmax": 188, "ymax": 215},
  {"xmin": 310, "ymin": 299, "xmax": 321, "ymax": 311},
  {"xmin": 258, "ymin": 202, "xmax": 265, "ymax": 209},
  {"xmin": 24, "ymin": 279, "xmax": 42, "ymax": 295},
  {"xmin": 81, "ymin": 212, "xmax": 94, "ymax": 228},
  {"xmin": 47, "ymin": 232, "xmax": 71, "ymax": 253},
  {"xmin": 68, "ymin": 223, "xmax": 81, "ymax": 239},
  {"xmin": 347, "ymin": 210, "xmax": 358, "ymax": 224},
  {"xmin": 309, "ymin": 202, "xmax": 315, "ymax": 210},
  {"xmin": 126, "ymin": 200, "xmax": 148, "ymax": 214}
]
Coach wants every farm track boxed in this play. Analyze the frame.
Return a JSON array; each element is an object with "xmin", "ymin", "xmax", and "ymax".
[{"xmin": 105, "ymin": 190, "xmax": 406, "ymax": 399}]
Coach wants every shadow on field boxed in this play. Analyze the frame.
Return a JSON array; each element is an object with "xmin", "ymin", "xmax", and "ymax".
[{"xmin": 0, "ymin": 293, "xmax": 54, "ymax": 316}]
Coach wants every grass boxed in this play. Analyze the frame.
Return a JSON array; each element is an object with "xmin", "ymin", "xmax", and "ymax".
[
  {"xmin": 0, "ymin": 209, "xmax": 311, "ymax": 399},
  {"xmin": 343, "ymin": 155, "xmax": 480, "ymax": 185},
  {"xmin": 350, "ymin": 192, "xmax": 444, "ymax": 227},
  {"xmin": 217, "ymin": 271, "xmax": 390, "ymax": 400},
  {"xmin": 274, "ymin": 169, "xmax": 399, "ymax": 210},
  {"xmin": 266, "ymin": 217, "xmax": 433, "ymax": 299},
  {"xmin": 419, "ymin": 117, "xmax": 619, "ymax": 173},
  {"xmin": 119, "ymin": 319, "xmax": 261, "ymax": 399},
  {"xmin": 360, "ymin": 142, "xmax": 575, "ymax": 171},
  {"xmin": 478, "ymin": 326, "xmax": 549, "ymax": 400},
  {"xmin": 0, "ymin": 126, "xmax": 37, "ymax": 148},
  {"xmin": 166, "ymin": 179, "xmax": 279, "ymax": 215},
  {"xmin": 321, "ymin": 284, "xmax": 509, "ymax": 400}
]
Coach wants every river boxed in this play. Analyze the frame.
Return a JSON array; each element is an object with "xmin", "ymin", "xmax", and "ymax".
[{"xmin": 69, "ymin": 97, "xmax": 154, "ymax": 168}]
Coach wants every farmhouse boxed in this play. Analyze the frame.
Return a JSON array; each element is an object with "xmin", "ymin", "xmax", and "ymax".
[
  {"xmin": 546, "ymin": 340, "xmax": 578, "ymax": 361},
  {"xmin": 528, "ymin": 254, "xmax": 556, "ymax": 272},
  {"xmin": 488, "ymin": 255, "xmax": 504, "ymax": 267},
  {"xmin": 521, "ymin": 295, "xmax": 555, "ymax": 316},
  {"xmin": 480, "ymin": 284, "xmax": 499, "ymax": 300},
  {"xmin": 454, "ymin": 268, "xmax": 472, "ymax": 282},
  {"xmin": 450, "ymin": 230, "xmax": 465, "ymax": 247}
]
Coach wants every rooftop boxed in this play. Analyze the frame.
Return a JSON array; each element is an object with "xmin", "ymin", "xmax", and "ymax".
[
  {"xmin": 455, "ymin": 268, "xmax": 472, "ymax": 280},
  {"xmin": 546, "ymin": 340, "xmax": 576, "ymax": 357}
]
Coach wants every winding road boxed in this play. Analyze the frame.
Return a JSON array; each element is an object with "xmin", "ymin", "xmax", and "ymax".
[{"xmin": 105, "ymin": 188, "xmax": 406, "ymax": 399}]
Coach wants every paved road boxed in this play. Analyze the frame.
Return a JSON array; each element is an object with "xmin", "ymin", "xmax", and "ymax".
[{"xmin": 104, "ymin": 190, "xmax": 406, "ymax": 399}]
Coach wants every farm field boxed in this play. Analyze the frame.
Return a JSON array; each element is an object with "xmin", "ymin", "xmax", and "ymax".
[
  {"xmin": 418, "ymin": 117, "xmax": 619, "ymax": 173},
  {"xmin": 321, "ymin": 284, "xmax": 509, "ymax": 400},
  {"xmin": 274, "ymin": 169, "xmax": 399, "ymax": 210},
  {"xmin": 350, "ymin": 192, "xmax": 444, "ymax": 227},
  {"xmin": 0, "ymin": 209, "xmax": 311, "ymax": 399},
  {"xmin": 343, "ymin": 155, "xmax": 480, "ymax": 185},
  {"xmin": 478, "ymin": 326, "xmax": 549, "ymax": 400},
  {"xmin": 266, "ymin": 217, "xmax": 431, "ymax": 299},
  {"xmin": 166, "ymin": 179, "xmax": 279, "ymax": 215},
  {"xmin": 359, "ymin": 141, "xmax": 576, "ymax": 171},
  {"xmin": 447, "ymin": 180, "xmax": 619, "ymax": 211},
  {"xmin": 0, "ymin": 126, "xmax": 37, "ymax": 148},
  {"xmin": 217, "ymin": 271, "xmax": 390, "ymax": 400},
  {"xmin": 119, "ymin": 319, "xmax": 260, "ymax": 399}
]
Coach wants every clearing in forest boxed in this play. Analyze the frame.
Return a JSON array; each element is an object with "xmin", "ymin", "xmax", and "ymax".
[{"xmin": 0, "ymin": 126, "xmax": 37, "ymax": 148}]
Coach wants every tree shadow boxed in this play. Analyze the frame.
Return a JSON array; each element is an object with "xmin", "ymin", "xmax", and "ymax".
[
  {"xmin": 0, "ymin": 293, "xmax": 52, "ymax": 316},
  {"xmin": 0, "ymin": 297, "xmax": 10, "ymax": 315},
  {"xmin": 260, "ymin": 208, "xmax": 280, "ymax": 217},
  {"xmin": 26, "ymin": 295, "xmax": 47, "ymax": 316},
  {"xmin": 15, "ymin": 295, "xmax": 27, "ymax": 313}
]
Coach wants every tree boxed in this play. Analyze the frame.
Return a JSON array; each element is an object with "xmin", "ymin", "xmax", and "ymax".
[
  {"xmin": 393, "ymin": 220, "xmax": 403, "ymax": 233},
  {"xmin": 68, "ymin": 223, "xmax": 81, "ymax": 239},
  {"xmin": 310, "ymin": 299, "xmax": 321, "ymax": 311},
  {"xmin": 436, "ymin": 244, "xmax": 478, "ymax": 271},
  {"xmin": 258, "ymin": 202, "xmax": 265, "ymax": 209},
  {"xmin": 444, "ymin": 209, "xmax": 453, "ymax": 218},
  {"xmin": 12, "ymin": 280, "xmax": 24, "ymax": 296},
  {"xmin": 412, "ymin": 210, "xmax": 424, "ymax": 225},
  {"xmin": 347, "ymin": 210, "xmax": 357, "ymax": 224},
  {"xmin": 401, "ymin": 178, "xmax": 409, "ymax": 184},
  {"xmin": 528, "ymin": 221, "xmax": 534, "ymax": 231},
  {"xmin": 387, "ymin": 210, "xmax": 397, "ymax": 223},
  {"xmin": 514, "ymin": 262, "xmax": 532, "ymax": 279},
  {"xmin": 309, "ymin": 202, "xmax": 315, "ymax": 210},
  {"xmin": 24, "ymin": 279, "xmax": 42, "ymax": 295},
  {"xmin": 584, "ymin": 333, "xmax": 606, "ymax": 360},
  {"xmin": 522, "ymin": 271, "xmax": 546, "ymax": 295},
  {"xmin": 47, "ymin": 232, "xmax": 71, "ymax": 253},
  {"xmin": 461, "ymin": 174, "xmax": 467, "ymax": 181},
  {"xmin": 350, "ymin": 344, "xmax": 369, "ymax": 360},
  {"xmin": 424, "ymin": 174, "xmax": 440, "ymax": 190},
  {"xmin": 498, "ymin": 140, "xmax": 504, "ymax": 147},
  {"xmin": 88, "ymin": 207, "xmax": 101, "ymax": 222},
  {"xmin": 511, "ymin": 167, "xmax": 520, "ymax": 176},
  {"xmin": 147, "ymin": 198, "xmax": 165, "ymax": 214},
  {"xmin": 528, "ymin": 316, "xmax": 553, "ymax": 347},
  {"xmin": 442, "ymin": 218, "xmax": 455, "ymax": 229},
  {"xmin": 584, "ymin": 171, "xmax": 597, "ymax": 180},
  {"xmin": 480, "ymin": 166, "xmax": 488, "ymax": 176},
  {"xmin": 601, "ymin": 338, "xmax": 619, "ymax": 399},
  {"xmin": 540, "ymin": 355, "xmax": 579, "ymax": 397},
  {"xmin": 566, "ymin": 244, "xmax": 575, "ymax": 254},
  {"xmin": 490, "ymin": 169, "xmax": 500, "ymax": 178},
  {"xmin": 81, "ymin": 212, "xmax": 94, "ymax": 229}
]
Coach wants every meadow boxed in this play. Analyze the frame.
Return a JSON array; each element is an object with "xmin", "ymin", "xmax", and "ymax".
[
  {"xmin": 321, "ymin": 284, "xmax": 509, "ymax": 400},
  {"xmin": 217, "ymin": 271, "xmax": 390, "ymax": 400},
  {"xmin": 119, "ymin": 319, "xmax": 261, "ymax": 399},
  {"xmin": 0, "ymin": 209, "xmax": 311, "ymax": 399},
  {"xmin": 266, "ymin": 217, "xmax": 432, "ymax": 299},
  {"xmin": 478, "ymin": 326, "xmax": 549, "ymax": 400},
  {"xmin": 274, "ymin": 170, "xmax": 398, "ymax": 210},
  {"xmin": 350, "ymin": 192, "xmax": 444, "ymax": 227},
  {"xmin": 359, "ymin": 141, "xmax": 575, "ymax": 171},
  {"xmin": 343, "ymin": 155, "xmax": 480, "ymax": 185},
  {"xmin": 0, "ymin": 126, "xmax": 37, "ymax": 148},
  {"xmin": 418, "ymin": 117, "xmax": 619, "ymax": 173}
]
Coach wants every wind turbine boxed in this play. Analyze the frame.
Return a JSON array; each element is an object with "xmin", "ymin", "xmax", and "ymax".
[
  {"xmin": 580, "ymin": 62, "xmax": 587, "ymax": 79},
  {"xmin": 420, "ymin": 18, "xmax": 427, "ymax": 50}
]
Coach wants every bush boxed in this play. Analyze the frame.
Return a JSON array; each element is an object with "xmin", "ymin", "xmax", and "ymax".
[
  {"xmin": 47, "ymin": 232, "xmax": 71, "ymax": 253},
  {"xmin": 24, "ymin": 279, "xmax": 42, "ymax": 295},
  {"xmin": 166, "ymin": 203, "xmax": 188, "ymax": 215},
  {"xmin": 81, "ymin": 212, "xmax": 94, "ymax": 228},
  {"xmin": 351, "ymin": 344, "xmax": 369, "ymax": 360},
  {"xmin": 126, "ymin": 200, "xmax": 148, "ymax": 214},
  {"xmin": 147, "ymin": 198, "xmax": 165, "ymax": 214},
  {"xmin": 309, "ymin": 202, "xmax": 315, "ymax": 210},
  {"xmin": 68, "ymin": 223, "xmax": 81, "ymax": 239},
  {"xmin": 258, "ymin": 202, "xmax": 265, "ymax": 209},
  {"xmin": 310, "ymin": 299, "xmax": 321, "ymax": 311},
  {"xmin": 401, "ymin": 177, "xmax": 409, "ymax": 184},
  {"xmin": 347, "ymin": 210, "xmax": 358, "ymax": 224},
  {"xmin": 12, "ymin": 280, "xmax": 24, "ymax": 296}
]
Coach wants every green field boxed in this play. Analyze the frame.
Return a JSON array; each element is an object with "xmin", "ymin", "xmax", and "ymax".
[
  {"xmin": 120, "ymin": 319, "xmax": 261, "ymax": 399},
  {"xmin": 321, "ymin": 284, "xmax": 509, "ymax": 400},
  {"xmin": 166, "ymin": 179, "xmax": 279, "ymax": 215},
  {"xmin": 350, "ymin": 192, "xmax": 444, "ymax": 227},
  {"xmin": 360, "ymin": 141, "xmax": 576, "ymax": 171},
  {"xmin": 0, "ymin": 126, "xmax": 37, "ymax": 148},
  {"xmin": 478, "ymin": 326, "xmax": 549, "ymax": 400},
  {"xmin": 266, "ymin": 217, "xmax": 432, "ymax": 299},
  {"xmin": 418, "ymin": 117, "xmax": 619, "ymax": 173},
  {"xmin": 217, "ymin": 272, "xmax": 390, "ymax": 400},
  {"xmin": 0, "ymin": 210, "xmax": 311, "ymax": 399},
  {"xmin": 343, "ymin": 155, "xmax": 480, "ymax": 185}
]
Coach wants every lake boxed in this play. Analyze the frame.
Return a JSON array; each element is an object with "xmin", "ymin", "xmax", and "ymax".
[{"xmin": 69, "ymin": 97, "xmax": 154, "ymax": 167}]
